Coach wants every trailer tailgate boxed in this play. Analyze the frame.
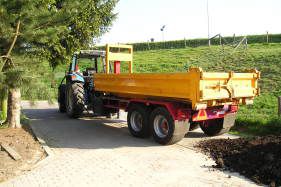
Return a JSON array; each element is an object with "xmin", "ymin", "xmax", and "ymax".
[{"xmin": 199, "ymin": 70, "xmax": 260, "ymax": 101}]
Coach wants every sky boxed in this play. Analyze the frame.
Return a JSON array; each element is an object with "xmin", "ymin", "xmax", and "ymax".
[{"xmin": 98, "ymin": 0, "xmax": 281, "ymax": 44}]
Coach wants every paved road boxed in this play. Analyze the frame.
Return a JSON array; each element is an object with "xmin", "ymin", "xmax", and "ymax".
[{"xmin": 1, "ymin": 102, "xmax": 257, "ymax": 187}]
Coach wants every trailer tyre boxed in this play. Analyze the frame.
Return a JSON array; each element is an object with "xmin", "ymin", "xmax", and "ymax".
[
  {"xmin": 58, "ymin": 84, "xmax": 66, "ymax": 113},
  {"xmin": 127, "ymin": 105, "xmax": 150, "ymax": 138},
  {"xmin": 150, "ymin": 107, "xmax": 187, "ymax": 145},
  {"xmin": 66, "ymin": 83, "xmax": 85, "ymax": 118},
  {"xmin": 200, "ymin": 118, "xmax": 228, "ymax": 136},
  {"xmin": 189, "ymin": 122, "xmax": 200, "ymax": 131}
]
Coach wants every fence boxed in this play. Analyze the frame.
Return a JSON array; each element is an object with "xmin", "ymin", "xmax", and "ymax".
[{"xmin": 120, "ymin": 33, "xmax": 281, "ymax": 52}]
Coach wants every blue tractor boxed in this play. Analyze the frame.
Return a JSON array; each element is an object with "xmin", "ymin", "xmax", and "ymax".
[{"xmin": 58, "ymin": 50, "xmax": 111, "ymax": 118}]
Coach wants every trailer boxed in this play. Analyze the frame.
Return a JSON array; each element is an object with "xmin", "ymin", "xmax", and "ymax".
[{"xmin": 58, "ymin": 44, "xmax": 260, "ymax": 145}]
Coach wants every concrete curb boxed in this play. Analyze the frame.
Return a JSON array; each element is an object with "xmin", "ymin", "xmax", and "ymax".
[
  {"xmin": 21, "ymin": 101, "xmax": 56, "ymax": 160},
  {"xmin": 27, "ymin": 123, "xmax": 55, "ymax": 169},
  {"xmin": 20, "ymin": 100, "xmax": 58, "ymax": 169}
]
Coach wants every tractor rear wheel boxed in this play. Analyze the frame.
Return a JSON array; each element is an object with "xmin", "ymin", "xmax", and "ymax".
[
  {"xmin": 58, "ymin": 84, "xmax": 66, "ymax": 113},
  {"xmin": 66, "ymin": 83, "xmax": 85, "ymax": 118}
]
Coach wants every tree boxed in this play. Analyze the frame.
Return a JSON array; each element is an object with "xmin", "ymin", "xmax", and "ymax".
[{"xmin": 0, "ymin": 0, "xmax": 117, "ymax": 128}]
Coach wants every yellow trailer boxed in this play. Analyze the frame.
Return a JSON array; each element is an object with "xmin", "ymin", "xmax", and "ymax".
[
  {"xmin": 94, "ymin": 67, "xmax": 260, "ymax": 110},
  {"xmin": 91, "ymin": 44, "xmax": 260, "ymax": 145},
  {"xmin": 59, "ymin": 44, "xmax": 260, "ymax": 145}
]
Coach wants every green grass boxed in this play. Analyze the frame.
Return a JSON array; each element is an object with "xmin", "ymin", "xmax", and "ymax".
[
  {"xmin": 233, "ymin": 93, "xmax": 281, "ymax": 136},
  {"xmin": 20, "ymin": 114, "xmax": 30, "ymax": 126},
  {"xmin": 0, "ymin": 114, "xmax": 30, "ymax": 129},
  {"xmin": 0, "ymin": 122, "xmax": 8, "ymax": 129},
  {"xmin": 20, "ymin": 43, "xmax": 281, "ymax": 136}
]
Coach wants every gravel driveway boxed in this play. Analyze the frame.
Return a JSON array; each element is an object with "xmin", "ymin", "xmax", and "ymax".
[{"xmin": 1, "ymin": 102, "xmax": 257, "ymax": 187}]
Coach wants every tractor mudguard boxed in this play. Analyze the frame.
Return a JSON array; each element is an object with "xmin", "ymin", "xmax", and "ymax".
[{"xmin": 69, "ymin": 73, "xmax": 85, "ymax": 83}]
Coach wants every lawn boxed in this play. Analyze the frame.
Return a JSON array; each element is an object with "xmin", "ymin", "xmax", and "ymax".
[{"xmin": 21, "ymin": 43, "xmax": 281, "ymax": 136}]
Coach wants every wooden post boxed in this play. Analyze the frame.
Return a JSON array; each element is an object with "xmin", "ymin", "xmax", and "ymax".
[
  {"xmin": 184, "ymin": 38, "xmax": 187, "ymax": 48},
  {"xmin": 105, "ymin": 44, "xmax": 110, "ymax": 74},
  {"xmin": 278, "ymin": 96, "xmax": 281, "ymax": 116},
  {"xmin": 266, "ymin": 31, "xmax": 269, "ymax": 43}
]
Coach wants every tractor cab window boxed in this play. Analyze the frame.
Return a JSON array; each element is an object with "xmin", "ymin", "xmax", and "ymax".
[
  {"xmin": 75, "ymin": 57, "xmax": 96, "ymax": 76},
  {"xmin": 77, "ymin": 58, "xmax": 93, "ymax": 71},
  {"xmin": 76, "ymin": 56, "xmax": 105, "ymax": 76}
]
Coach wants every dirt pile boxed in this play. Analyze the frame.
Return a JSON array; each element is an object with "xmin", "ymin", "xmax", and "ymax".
[
  {"xmin": 197, "ymin": 136, "xmax": 281, "ymax": 186},
  {"xmin": 0, "ymin": 125, "xmax": 45, "ymax": 182}
]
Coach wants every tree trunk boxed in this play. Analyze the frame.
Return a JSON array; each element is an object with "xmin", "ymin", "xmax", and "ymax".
[{"xmin": 7, "ymin": 88, "xmax": 21, "ymax": 128}]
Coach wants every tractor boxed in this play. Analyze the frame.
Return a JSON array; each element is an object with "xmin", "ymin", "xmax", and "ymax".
[{"xmin": 58, "ymin": 50, "xmax": 117, "ymax": 118}]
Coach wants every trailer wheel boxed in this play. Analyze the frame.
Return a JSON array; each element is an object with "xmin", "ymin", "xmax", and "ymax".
[
  {"xmin": 189, "ymin": 122, "xmax": 200, "ymax": 131},
  {"xmin": 66, "ymin": 83, "xmax": 85, "ymax": 118},
  {"xmin": 127, "ymin": 105, "xmax": 150, "ymax": 138},
  {"xmin": 150, "ymin": 107, "xmax": 187, "ymax": 145},
  {"xmin": 58, "ymin": 84, "xmax": 66, "ymax": 113},
  {"xmin": 200, "ymin": 118, "xmax": 228, "ymax": 136}
]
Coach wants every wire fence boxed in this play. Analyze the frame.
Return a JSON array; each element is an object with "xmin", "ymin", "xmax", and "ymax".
[{"xmin": 105, "ymin": 33, "xmax": 281, "ymax": 52}]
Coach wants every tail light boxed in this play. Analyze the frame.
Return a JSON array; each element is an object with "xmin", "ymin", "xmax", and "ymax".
[
  {"xmin": 192, "ymin": 109, "xmax": 208, "ymax": 121},
  {"xmin": 71, "ymin": 75, "xmax": 77, "ymax": 80}
]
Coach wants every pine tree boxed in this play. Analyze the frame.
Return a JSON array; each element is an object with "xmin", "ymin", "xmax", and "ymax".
[{"xmin": 0, "ymin": 0, "xmax": 117, "ymax": 128}]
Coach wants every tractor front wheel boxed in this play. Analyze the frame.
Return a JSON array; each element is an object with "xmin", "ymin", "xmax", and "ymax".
[
  {"xmin": 66, "ymin": 83, "xmax": 85, "ymax": 118},
  {"xmin": 58, "ymin": 84, "xmax": 66, "ymax": 113}
]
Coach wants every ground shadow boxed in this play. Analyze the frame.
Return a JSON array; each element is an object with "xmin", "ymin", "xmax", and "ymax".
[
  {"xmin": 23, "ymin": 108, "xmax": 158, "ymax": 150},
  {"xmin": 22, "ymin": 108, "xmax": 222, "ymax": 150},
  {"xmin": 185, "ymin": 131, "xmax": 208, "ymax": 138}
]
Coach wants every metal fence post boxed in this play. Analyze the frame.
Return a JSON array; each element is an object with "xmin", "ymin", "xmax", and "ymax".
[{"xmin": 278, "ymin": 96, "xmax": 281, "ymax": 116}]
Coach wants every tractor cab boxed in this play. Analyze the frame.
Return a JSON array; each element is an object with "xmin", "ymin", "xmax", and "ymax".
[
  {"xmin": 67, "ymin": 50, "xmax": 106, "ymax": 83},
  {"xmin": 58, "ymin": 50, "xmax": 106, "ymax": 115},
  {"xmin": 58, "ymin": 45, "xmax": 133, "ymax": 116}
]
